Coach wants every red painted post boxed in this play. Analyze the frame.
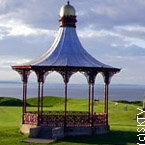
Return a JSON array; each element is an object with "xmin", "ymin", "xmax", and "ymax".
[
  {"xmin": 22, "ymin": 81, "xmax": 27, "ymax": 124},
  {"xmin": 24, "ymin": 82, "xmax": 27, "ymax": 113},
  {"xmin": 41, "ymin": 82, "xmax": 44, "ymax": 124},
  {"xmin": 22, "ymin": 82, "xmax": 25, "ymax": 124},
  {"xmin": 104, "ymin": 84, "xmax": 107, "ymax": 113},
  {"xmin": 88, "ymin": 83, "xmax": 91, "ymax": 121},
  {"xmin": 106, "ymin": 84, "xmax": 109, "ymax": 125},
  {"xmin": 91, "ymin": 83, "xmax": 94, "ymax": 127},
  {"xmin": 37, "ymin": 82, "xmax": 41, "ymax": 125},
  {"xmin": 64, "ymin": 82, "xmax": 68, "ymax": 128}
]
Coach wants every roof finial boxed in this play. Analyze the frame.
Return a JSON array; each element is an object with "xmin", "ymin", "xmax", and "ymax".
[{"xmin": 67, "ymin": 1, "xmax": 70, "ymax": 5}]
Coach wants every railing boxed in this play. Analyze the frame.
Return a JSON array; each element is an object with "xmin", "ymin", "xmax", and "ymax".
[
  {"xmin": 41, "ymin": 111, "xmax": 90, "ymax": 127},
  {"xmin": 24, "ymin": 113, "xmax": 38, "ymax": 125},
  {"xmin": 93, "ymin": 112, "xmax": 107, "ymax": 126},
  {"xmin": 24, "ymin": 111, "xmax": 107, "ymax": 126}
]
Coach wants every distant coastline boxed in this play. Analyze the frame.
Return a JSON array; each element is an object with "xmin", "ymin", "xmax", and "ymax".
[
  {"xmin": 0, "ymin": 81, "xmax": 145, "ymax": 101},
  {"xmin": 0, "ymin": 80, "xmax": 145, "ymax": 87}
]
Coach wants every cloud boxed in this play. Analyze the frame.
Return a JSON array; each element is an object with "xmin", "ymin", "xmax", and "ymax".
[
  {"xmin": 0, "ymin": 0, "xmax": 61, "ymax": 29},
  {"xmin": 76, "ymin": 0, "xmax": 145, "ymax": 30},
  {"xmin": 0, "ymin": 0, "xmax": 145, "ymax": 30},
  {"xmin": 78, "ymin": 29, "xmax": 145, "ymax": 57},
  {"xmin": 0, "ymin": 56, "xmax": 30, "ymax": 68},
  {"xmin": 110, "ymin": 55, "xmax": 145, "ymax": 84},
  {"xmin": 0, "ymin": 28, "xmax": 56, "ymax": 60},
  {"xmin": 0, "ymin": 0, "xmax": 145, "ymax": 84},
  {"xmin": 0, "ymin": 21, "xmax": 56, "ymax": 38},
  {"xmin": 0, "ymin": 56, "xmax": 31, "ymax": 81}
]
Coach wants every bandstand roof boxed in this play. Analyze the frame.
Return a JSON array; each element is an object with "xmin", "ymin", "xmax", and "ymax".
[{"xmin": 12, "ymin": 2, "xmax": 120, "ymax": 73}]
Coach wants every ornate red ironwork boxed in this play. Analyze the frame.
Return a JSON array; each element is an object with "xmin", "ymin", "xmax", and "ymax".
[
  {"xmin": 24, "ymin": 113, "xmax": 38, "ymax": 125},
  {"xmin": 93, "ymin": 113, "xmax": 107, "ymax": 125},
  {"xmin": 24, "ymin": 111, "xmax": 106, "ymax": 126}
]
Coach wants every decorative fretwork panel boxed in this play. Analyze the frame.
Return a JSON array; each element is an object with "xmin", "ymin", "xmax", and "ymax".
[
  {"xmin": 41, "ymin": 111, "xmax": 90, "ymax": 126},
  {"xmin": 24, "ymin": 111, "xmax": 107, "ymax": 126},
  {"xmin": 41, "ymin": 115, "xmax": 64, "ymax": 126},
  {"xmin": 24, "ymin": 113, "xmax": 38, "ymax": 125},
  {"xmin": 93, "ymin": 113, "xmax": 107, "ymax": 125},
  {"xmin": 66, "ymin": 115, "xmax": 90, "ymax": 127}
]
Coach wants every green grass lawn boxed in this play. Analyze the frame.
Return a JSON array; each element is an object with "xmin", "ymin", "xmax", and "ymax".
[{"xmin": 0, "ymin": 96, "xmax": 139, "ymax": 145}]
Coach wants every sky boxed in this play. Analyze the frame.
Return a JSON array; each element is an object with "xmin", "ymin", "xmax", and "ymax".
[{"xmin": 0, "ymin": 0, "xmax": 145, "ymax": 85}]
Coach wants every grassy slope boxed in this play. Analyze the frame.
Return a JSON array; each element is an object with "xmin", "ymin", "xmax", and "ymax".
[
  {"xmin": 0, "ymin": 96, "xmax": 139, "ymax": 145},
  {"xmin": 0, "ymin": 97, "xmax": 23, "ymax": 106},
  {"xmin": 27, "ymin": 96, "xmax": 64, "ymax": 107}
]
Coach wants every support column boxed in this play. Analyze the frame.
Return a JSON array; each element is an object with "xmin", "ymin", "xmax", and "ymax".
[
  {"xmin": 106, "ymin": 83, "xmax": 109, "ymax": 125},
  {"xmin": 102, "ymin": 71, "xmax": 114, "ymax": 126},
  {"xmin": 104, "ymin": 84, "xmax": 107, "ymax": 113},
  {"xmin": 37, "ymin": 82, "xmax": 41, "ymax": 126},
  {"xmin": 40, "ymin": 82, "xmax": 44, "ymax": 123},
  {"xmin": 84, "ymin": 71, "xmax": 97, "ymax": 127},
  {"xmin": 91, "ymin": 83, "xmax": 95, "ymax": 127},
  {"xmin": 35, "ymin": 70, "xmax": 49, "ymax": 126},
  {"xmin": 88, "ymin": 83, "xmax": 91, "ymax": 120},
  {"xmin": 64, "ymin": 82, "xmax": 68, "ymax": 128},
  {"xmin": 22, "ymin": 81, "xmax": 27, "ymax": 124},
  {"xmin": 17, "ymin": 69, "xmax": 30, "ymax": 125},
  {"xmin": 23, "ymin": 82, "xmax": 27, "ymax": 113},
  {"xmin": 59, "ymin": 70, "xmax": 72, "ymax": 128}
]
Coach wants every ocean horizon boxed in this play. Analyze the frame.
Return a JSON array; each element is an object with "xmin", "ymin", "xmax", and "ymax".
[{"xmin": 0, "ymin": 82, "xmax": 144, "ymax": 101}]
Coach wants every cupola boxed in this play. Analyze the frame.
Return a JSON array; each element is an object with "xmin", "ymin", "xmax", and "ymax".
[
  {"xmin": 59, "ymin": 1, "xmax": 77, "ymax": 28},
  {"xmin": 60, "ymin": 1, "xmax": 76, "ymax": 17}
]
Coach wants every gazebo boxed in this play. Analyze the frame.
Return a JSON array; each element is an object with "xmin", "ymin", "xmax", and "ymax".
[{"xmin": 12, "ymin": 1, "xmax": 120, "ymax": 138}]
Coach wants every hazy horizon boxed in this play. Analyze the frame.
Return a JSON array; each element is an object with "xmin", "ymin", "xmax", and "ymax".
[
  {"xmin": 0, "ymin": 80, "xmax": 145, "ymax": 87},
  {"xmin": 0, "ymin": 82, "xmax": 144, "ymax": 101},
  {"xmin": 0, "ymin": 1, "xmax": 145, "ymax": 85}
]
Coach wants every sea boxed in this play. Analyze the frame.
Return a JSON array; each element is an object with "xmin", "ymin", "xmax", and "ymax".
[{"xmin": 0, "ymin": 82, "xmax": 145, "ymax": 101}]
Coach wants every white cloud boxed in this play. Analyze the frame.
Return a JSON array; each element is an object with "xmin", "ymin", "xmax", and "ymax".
[
  {"xmin": 8, "ymin": 25, "xmax": 55, "ymax": 37},
  {"xmin": 0, "ymin": 20, "xmax": 56, "ymax": 39},
  {"xmin": 0, "ymin": 0, "xmax": 145, "ymax": 85},
  {"xmin": 0, "ymin": 56, "xmax": 32, "ymax": 81},
  {"xmin": 0, "ymin": 56, "xmax": 31, "ymax": 68}
]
